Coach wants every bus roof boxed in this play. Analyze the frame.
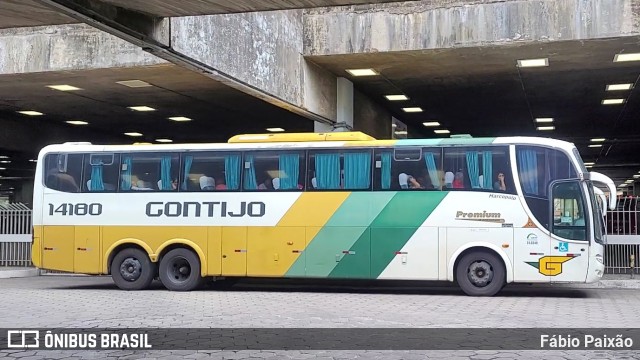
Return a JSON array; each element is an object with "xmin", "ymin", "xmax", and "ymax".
[{"xmin": 37, "ymin": 132, "xmax": 577, "ymax": 154}]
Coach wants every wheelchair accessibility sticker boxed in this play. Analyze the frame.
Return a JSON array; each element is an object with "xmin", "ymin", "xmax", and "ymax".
[{"xmin": 558, "ymin": 242, "xmax": 569, "ymax": 252}]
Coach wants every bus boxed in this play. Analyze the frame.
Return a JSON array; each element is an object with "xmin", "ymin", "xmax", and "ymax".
[{"xmin": 31, "ymin": 132, "xmax": 617, "ymax": 296}]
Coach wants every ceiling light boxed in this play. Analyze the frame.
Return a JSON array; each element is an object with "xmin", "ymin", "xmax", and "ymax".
[
  {"xmin": 394, "ymin": 130, "xmax": 408, "ymax": 135},
  {"xmin": 613, "ymin": 53, "xmax": 640, "ymax": 62},
  {"xmin": 634, "ymin": 175, "xmax": 640, "ymax": 178},
  {"xmin": 584, "ymin": 162, "xmax": 595, "ymax": 166},
  {"xmin": 46, "ymin": 85, "xmax": 81, "ymax": 91},
  {"xmin": 128, "ymin": 106, "xmax": 155, "ymax": 112},
  {"xmin": 133, "ymin": 142, "xmax": 152, "ymax": 145},
  {"xmin": 345, "ymin": 69, "xmax": 379, "ymax": 76},
  {"xmin": 385, "ymin": 95, "xmax": 409, "ymax": 101},
  {"xmin": 590, "ymin": 138, "xmax": 605, "ymax": 142},
  {"xmin": 535, "ymin": 118, "xmax": 554, "ymax": 123},
  {"xmin": 606, "ymin": 83, "xmax": 633, "ymax": 91},
  {"xmin": 602, "ymin": 99, "xmax": 625, "ymax": 105},
  {"xmin": 626, "ymin": 179, "xmax": 634, "ymax": 183},
  {"xmin": 585, "ymin": 165, "xmax": 593, "ymax": 168},
  {"xmin": 116, "ymin": 80, "xmax": 152, "ymax": 88},
  {"xmin": 588, "ymin": 144, "xmax": 602, "ymax": 148},
  {"xmin": 124, "ymin": 132, "xmax": 143, "ymax": 137},
  {"xmin": 619, "ymin": 184, "xmax": 627, "ymax": 187},
  {"xmin": 0, "ymin": 161, "xmax": 10, "ymax": 164},
  {"xmin": 156, "ymin": 139, "xmax": 173, "ymax": 143},
  {"xmin": 29, "ymin": 159, "xmax": 37, "ymax": 162},
  {"xmin": 434, "ymin": 129, "xmax": 450, "ymax": 134},
  {"xmin": 66, "ymin": 120, "xmax": 88, "ymax": 125},
  {"xmin": 423, "ymin": 122, "xmax": 441, "ymax": 127},
  {"xmin": 17, "ymin": 110, "xmax": 43, "ymax": 116},
  {"xmin": 0, "ymin": 168, "xmax": 5, "ymax": 170},
  {"xmin": 537, "ymin": 126, "xmax": 555, "ymax": 131},
  {"xmin": 517, "ymin": 58, "xmax": 549, "ymax": 67},
  {"xmin": 168, "ymin": 116, "xmax": 192, "ymax": 122},
  {"xmin": 266, "ymin": 128, "xmax": 285, "ymax": 132},
  {"xmin": 402, "ymin": 107, "xmax": 423, "ymax": 113},
  {"xmin": 0, "ymin": 156, "xmax": 8, "ymax": 159}
]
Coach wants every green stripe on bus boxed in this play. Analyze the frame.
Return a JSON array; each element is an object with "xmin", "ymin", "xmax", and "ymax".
[
  {"xmin": 285, "ymin": 192, "xmax": 395, "ymax": 277},
  {"xmin": 327, "ymin": 191, "xmax": 447, "ymax": 279}
]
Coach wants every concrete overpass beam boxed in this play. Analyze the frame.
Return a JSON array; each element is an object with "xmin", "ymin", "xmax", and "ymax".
[
  {"xmin": 305, "ymin": 0, "xmax": 640, "ymax": 55},
  {"xmin": 39, "ymin": 0, "xmax": 339, "ymax": 125}
]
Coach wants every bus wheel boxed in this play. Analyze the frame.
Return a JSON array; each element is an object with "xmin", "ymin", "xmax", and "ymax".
[
  {"xmin": 159, "ymin": 248, "xmax": 203, "ymax": 291},
  {"xmin": 455, "ymin": 250, "xmax": 505, "ymax": 297},
  {"xmin": 111, "ymin": 248, "xmax": 155, "ymax": 290}
]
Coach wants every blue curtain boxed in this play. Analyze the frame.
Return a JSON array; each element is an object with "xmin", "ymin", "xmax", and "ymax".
[
  {"xmin": 182, "ymin": 155, "xmax": 193, "ymax": 190},
  {"xmin": 344, "ymin": 152, "xmax": 371, "ymax": 189},
  {"xmin": 243, "ymin": 155, "xmax": 258, "ymax": 190},
  {"xmin": 225, "ymin": 154, "xmax": 241, "ymax": 190},
  {"xmin": 279, "ymin": 153, "xmax": 300, "ymax": 190},
  {"xmin": 315, "ymin": 153, "xmax": 341, "ymax": 189},
  {"xmin": 482, "ymin": 151, "xmax": 493, "ymax": 189},
  {"xmin": 466, "ymin": 151, "xmax": 480, "ymax": 188},
  {"xmin": 517, "ymin": 149, "xmax": 538, "ymax": 195},
  {"xmin": 160, "ymin": 156, "xmax": 172, "ymax": 190},
  {"xmin": 381, "ymin": 152, "xmax": 391, "ymax": 190},
  {"xmin": 121, "ymin": 156, "xmax": 132, "ymax": 190},
  {"xmin": 90, "ymin": 164, "xmax": 104, "ymax": 191},
  {"xmin": 424, "ymin": 152, "xmax": 441, "ymax": 189}
]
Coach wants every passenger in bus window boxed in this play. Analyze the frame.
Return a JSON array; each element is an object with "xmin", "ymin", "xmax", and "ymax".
[
  {"xmin": 199, "ymin": 174, "xmax": 215, "ymax": 190},
  {"xmin": 215, "ymin": 176, "xmax": 227, "ymax": 190},
  {"xmin": 493, "ymin": 172, "xmax": 507, "ymax": 192},
  {"xmin": 453, "ymin": 171, "xmax": 464, "ymax": 189},
  {"xmin": 399, "ymin": 173, "xmax": 422, "ymax": 189}
]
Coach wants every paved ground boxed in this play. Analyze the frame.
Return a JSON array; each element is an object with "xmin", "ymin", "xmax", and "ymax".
[{"xmin": 1, "ymin": 276, "xmax": 640, "ymax": 359}]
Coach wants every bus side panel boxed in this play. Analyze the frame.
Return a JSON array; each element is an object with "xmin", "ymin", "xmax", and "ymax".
[
  {"xmin": 42, "ymin": 226, "xmax": 75, "ymax": 272},
  {"xmin": 247, "ymin": 227, "xmax": 305, "ymax": 277},
  {"xmin": 374, "ymin": 226, "xmax": 439, "ymax": 280},
  {"xmin": 207, "ymin": 227, "xmax": 222, "ymax": 276},
  {"xmin": 221, "ymin": 227, "xmax": 247, "ymax": 276},
  {"xmin": 32, "ymin": 225, "xmax": 43, "ymax": 268},
  {"xmin": 446, "ymin": 227, "xmax": 514, "ymax": 276},
  {"xmin": 74, "ymin": 226, "xmax": 101, "ymax": 274}
]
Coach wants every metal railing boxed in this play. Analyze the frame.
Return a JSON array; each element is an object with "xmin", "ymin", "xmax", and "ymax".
[
  {"xmin": 603, "ymin": 196, "xmax": 640, "ymax": 274},
  {"xmin": 0, "ymin": 203, "xmax": 32, "ymax": 267}
]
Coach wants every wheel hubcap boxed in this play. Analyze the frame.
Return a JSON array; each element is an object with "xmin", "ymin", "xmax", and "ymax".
[
  {"xmin": 467, "ymin": 260, "xmax": 494, "ymax": 287},
  {"xmin": 168, "ymin": 257, "xmax": 191, "ymax": 283},
  {"xmin": 120, "ymin": 258, "xmax": 142, "ymax": 282}
]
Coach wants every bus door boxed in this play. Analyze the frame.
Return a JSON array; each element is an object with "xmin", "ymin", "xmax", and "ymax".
[{"xmin": 547, "ymin": 180, "xmax": 589, "ymax": 282}]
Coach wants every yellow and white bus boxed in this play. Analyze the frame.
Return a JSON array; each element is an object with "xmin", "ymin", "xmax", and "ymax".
[{"xmin": 31, "ymin": 132, "xmax": 617, "ymax": 296}]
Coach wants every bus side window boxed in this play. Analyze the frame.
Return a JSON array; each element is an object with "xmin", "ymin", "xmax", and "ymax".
[
  {"xmin": 243, "ymin": 150, "xmax": 305, "ymax": 191},
  {"xmin": 308, "ymin": 149, "xmax": 372, "ymax": 191},
  {"xmin": 82, "ymin": 153, "xmax": 119, "ymax": 192},
  {"xmin": 120, "ymin": 153, "xmax": 179, "ymax": 192},
  {"xmin": 44, "ymin": 153, "xmax": 83, "ymax": 193}
]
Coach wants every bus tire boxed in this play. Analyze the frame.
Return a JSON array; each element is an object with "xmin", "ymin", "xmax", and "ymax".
[
  {"xmin": 110, "ymin": 248, "xmax": 155, "ymax": 291},
  {"xmin": 159, "ymin": 248, "xmax": 203, "ymax": 291},
  {"xmin": 455, "ymin": 250, "xmax": 505, "ymax": 297}
]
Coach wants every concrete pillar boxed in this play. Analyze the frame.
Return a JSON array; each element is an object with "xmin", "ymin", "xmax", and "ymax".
[{"xmin": 333, "ymin": 77, "xmax": 354, "ymax": 132}]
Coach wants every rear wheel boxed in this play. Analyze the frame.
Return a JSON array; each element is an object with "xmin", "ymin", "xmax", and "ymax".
[
  {"xmin": 159, "ymin": 248, "xmax": 203, "ymax": 291},
  {"xmin": 110, "ymin": 248, "xmax": 155, "ymax": 290},
  {"xmin": 455, "ymin": 250, "xmax": 505, "ymax": 296}
]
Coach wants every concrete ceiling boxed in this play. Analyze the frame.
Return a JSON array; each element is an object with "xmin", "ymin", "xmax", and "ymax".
[
  {"xmin": 309, "ymin": 37, "xmax": 640, "ymax": 187},
  {"xmin": 0, "ymin": 64, "xmax": 312, "ymax": 184},
  {"xmin": 0, "ymin": 0, "xmax": 414, "ymax": 29}
]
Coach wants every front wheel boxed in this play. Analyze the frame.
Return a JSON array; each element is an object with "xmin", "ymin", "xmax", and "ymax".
[
  {"xmin": 455, "ymin": 250, "xmax": 505, "ymax": 296},
  {"xmin": 111, "ymin": 248, "xmax": 156, "ymax": 290},
  {"xmin": 159, "ymin": 248, "xmax": 204, "ymax": 291}
]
